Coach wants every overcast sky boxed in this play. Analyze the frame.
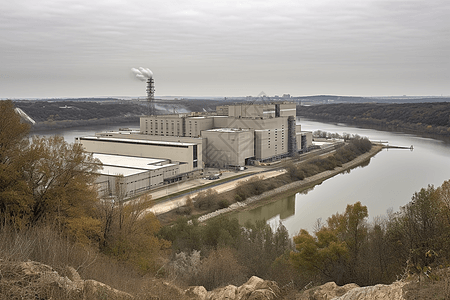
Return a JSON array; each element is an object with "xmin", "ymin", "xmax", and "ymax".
[{"xmin": 1, "ymin": 0, "xmax": 449, "ymax": 98}]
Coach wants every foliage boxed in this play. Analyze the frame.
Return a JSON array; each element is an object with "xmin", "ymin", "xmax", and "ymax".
[
  {"xmin": 1, "ymin": 101, "xmax": 101, "ymax": 242},
  {"xmin": 97, "ymin": 197, "xmax": 171, "ymax": 272},
  {"xmin": 159, "ymin": 217, "xmax": 296, "ymax": 289},
  {"xmin": 291, "ymin": 202, "xmax": 369, "ymax": 285}
]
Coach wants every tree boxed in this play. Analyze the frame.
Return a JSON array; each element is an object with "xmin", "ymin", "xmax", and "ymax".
[
  {"xmin": 0, "ymin": 100, "xmax": 32, "ymax": 227},
  {"xmin": 0, "ymin": 100, "xmax": 102, "ymax": 243},
  {"xmin": 291, "ymin": 202, "xmax": 369, "ymax": 285},
  {"xmin": 290, "ymin": 228, "xmax": 348, "ymax": 284},
  {"xmin": 386, "ymin": 185, "xmax": 442, "ymax": 272}
]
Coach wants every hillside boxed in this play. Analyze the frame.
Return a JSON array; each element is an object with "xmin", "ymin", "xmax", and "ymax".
[
  {"xmin": 13, "ymin": 99, "xmax": 230, "ymax": 131},
  {"xmin": 297, "ymin": 102, "xmax": 450, "ymax": 138}
]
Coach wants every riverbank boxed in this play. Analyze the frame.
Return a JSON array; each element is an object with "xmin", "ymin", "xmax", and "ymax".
[{"xmin": 197, "ymin": 144, "xmax": 383, "ymax": 222}]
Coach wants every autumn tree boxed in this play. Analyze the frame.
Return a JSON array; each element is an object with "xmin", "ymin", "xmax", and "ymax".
[
  {"xmin": 0, "ymin": 100, "xmax": 32, "ymax": 227},
  {"xmin": 291, "ymin": 202, "xmax": 369, "ymax": 285},
  {"xmin": 0, "ymin": 100, "xmax": 102, "ymax": 243}
]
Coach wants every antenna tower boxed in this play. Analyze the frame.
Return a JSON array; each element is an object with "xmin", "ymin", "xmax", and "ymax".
[{"xmin": 146, "ymin": 78, "xmax": 155, "ymax": 115}]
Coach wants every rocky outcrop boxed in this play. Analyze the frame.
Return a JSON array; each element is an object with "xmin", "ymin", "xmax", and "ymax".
[
  {"xmin": 297, "ymin": 280, "xmax": 406, "ymax": 300},
  {"xmin": 185, "ymin": 276, "xmax": 281, "ymax": 300},
  {"xmin": 298, "ymin": 282, "xmax": 359, "ymax": 300},
  {"xmin": 0, "ymin": 259, "xmax": 408, "ymax": 300},
  {"xmin": 332, "ymin": 281, "xmax": 406, "ymax": 300},
  {"xmin": 0, "ymin": 260, "xmax": 133, "ymax": 300}
]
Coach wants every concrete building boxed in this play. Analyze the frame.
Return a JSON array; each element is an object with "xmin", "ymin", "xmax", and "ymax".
[
  {"xmin": 77, "ymin": 101, "xmax": 312, "ymax": 197},
  {"xmin": 202, "ymin": 128, "xmax": 254, "ymax": 167},
  {"xmin": 139, "ymin": 102, "xmax": 312, "ymax": 166},
  {"xmin": 93, "ymin": 153, "xmax": 179, "ymax": 198}
]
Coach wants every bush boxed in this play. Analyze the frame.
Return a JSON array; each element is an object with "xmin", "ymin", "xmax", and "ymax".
[
  {"xmin": 218, "ymin": 199, "xmax": 229, "ymax": 209},
  {"xmin": 194, "ymin": 189, "xmax": 219, "ymax": 210},
  {"xmin": 189, "ymin": 248, "xmax": 246, "ymax": 290}
]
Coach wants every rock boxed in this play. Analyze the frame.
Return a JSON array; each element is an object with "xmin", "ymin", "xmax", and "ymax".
[
  {"xmin": 237, "ymin": 276, "xmax": 280, "ymax": 300},
  {"xmin": 298, "ymin": 281, "xmax": 406, "ymax": 300},
  {"xmin": 207, "ymin": 284, "xmax": 237, "ymax": 300},
  {"xmin": 236, "ymin": 276, "xmax": 264, "ymax": 299},
  {"xmin": 186, "ymin": 285, "xmax": 208, "ymax": 300},
  {"xmin": 186, "ymin": 276, "xmax": 282, "ymax": 300},
  {"xmin": 333, "ymin": 281, "xmax": 406, "ymax": 300},
  {"xmin": 0, "ymin": 260, "xmax": 133, "ymax": 300},
  {"xmin": 300, "ymin": 282, "xmax": 359, "ymax": 300}
]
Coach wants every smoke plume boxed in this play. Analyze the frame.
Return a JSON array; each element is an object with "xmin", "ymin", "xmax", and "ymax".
[{"xmin": 131, "ymin": 67, "xmax": 153, "ymax": 81}]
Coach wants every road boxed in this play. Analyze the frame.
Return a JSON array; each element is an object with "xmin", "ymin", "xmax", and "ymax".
[{"xmin": 146, "ymin": 168, "xmax": 286, "ymax": 215}]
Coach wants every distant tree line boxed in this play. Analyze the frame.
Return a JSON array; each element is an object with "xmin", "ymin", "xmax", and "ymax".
[
  {"xmin": 14, "ymin": 100, "xmax": 148, "ymax": 122},
  {"xmin": 13, "ymin": 99, "xmax": 230, "ymax": 131},
  {"xmin": 297, "ymin": 103, "xmax": 450, "ymax": 137}
]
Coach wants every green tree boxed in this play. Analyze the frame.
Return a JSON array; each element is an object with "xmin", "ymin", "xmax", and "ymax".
[
  {"xmin": 290, "ymin": 228, "xmax": 348, "ymax": 284},
  {"xmin": 291, "ymin": 202, "xmax": 368, "ymax": 284}
]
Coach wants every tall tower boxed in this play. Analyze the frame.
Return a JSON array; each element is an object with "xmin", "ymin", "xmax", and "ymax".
[
  {"xmin": 146, "ymin": 77, "xmax": 155, "ymax": 116},
  {"xmin": 131, "ymin": 67, "xmax": 155, "ymax": 116}
]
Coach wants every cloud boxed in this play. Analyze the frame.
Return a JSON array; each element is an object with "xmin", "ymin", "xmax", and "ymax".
[{"xmin": 0, "ymin": 0, "xmax": 449, "ymax": 97}]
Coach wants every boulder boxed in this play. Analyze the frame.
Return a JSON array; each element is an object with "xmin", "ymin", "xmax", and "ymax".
[
  {"xmin": 333, "ymin": 281, "xmax": 406, "ymax": 300},
  {"xmin": 186, "ymin": 285, "xmax": 208, "ymax": 300},
  {"xmin": 207, "ymin": 284, "xmax": 238, "ymax": 300},
  {"xmin": 299, "ymin": 282, "xmax": 359, "ymax": 300},
  {"xmin": 0, "ymin": 260, "xmax": 133, "ymax": 300},
  {"xmin": 186, "ymin": 276, "xmax": 281, "ymax": 300}
]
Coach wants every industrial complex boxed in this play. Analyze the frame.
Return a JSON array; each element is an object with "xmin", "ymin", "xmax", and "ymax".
[{"xmin": 76, "ymin": 69, "xmax": 313, "ymax": 199}]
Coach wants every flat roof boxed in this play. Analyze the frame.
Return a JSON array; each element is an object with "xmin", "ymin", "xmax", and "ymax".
[
  {"xmin": 205, "ymin": 128, "xmax": 250, "ymax": 133},
  {"xmin": 93, "ymin": 153, "xmax": 171, "ymax": 171},
  {"xmin": 81, "ymin": 136, "xmax": 196, "ymax": 147},
  {"xmin": 98, "ymin": 165, "xmax": 149, "ymax": 177},
  {"xmin": 94, "ymin": 153, "xmax": 178, "ymax": 176}
]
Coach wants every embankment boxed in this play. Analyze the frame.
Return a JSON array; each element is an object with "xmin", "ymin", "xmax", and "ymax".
[{"xmin": 197, "ymin": 145, "xmax": 383, "ymax": 222}]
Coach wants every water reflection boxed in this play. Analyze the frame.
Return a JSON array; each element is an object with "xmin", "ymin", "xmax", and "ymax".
[{"xmin": 232, "ymin": 195, "xmax": 296, "ymax": 226}]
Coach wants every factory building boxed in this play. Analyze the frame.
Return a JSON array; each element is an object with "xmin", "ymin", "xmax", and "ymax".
[
  {"xmin": 93, "ymin": 153, "xmax": 178, "ymax": 198},
  {"xmin": 140, "ymin": 101, "xmax": 312, "ymax": 167},
  {"xmin": 77, "ymin": 101, "xmax": 312, "ymax": 197}
]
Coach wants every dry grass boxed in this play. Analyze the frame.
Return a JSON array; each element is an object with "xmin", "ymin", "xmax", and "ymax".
[{"xmin": 0, "ymin": 224, "xmax": 185, "ymax": 299}]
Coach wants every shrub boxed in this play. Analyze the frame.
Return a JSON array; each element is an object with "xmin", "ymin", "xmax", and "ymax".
[
  {"xmin": 189, "ymin": 248, "xmax": 246, "ymax": 290},
  {"xmin": 194, "ymin": 189, "xmax": 219, "ymax": 210}
]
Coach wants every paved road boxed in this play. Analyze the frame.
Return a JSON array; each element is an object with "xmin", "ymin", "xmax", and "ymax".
[{"xmin": 147, "ymin": 169, "xmax": 286, "ymax": 215}]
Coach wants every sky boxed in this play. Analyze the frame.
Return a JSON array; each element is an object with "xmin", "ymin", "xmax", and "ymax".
[{"xmin": 1, "ymin": 0, "xmax": 449, "ymax": 99}]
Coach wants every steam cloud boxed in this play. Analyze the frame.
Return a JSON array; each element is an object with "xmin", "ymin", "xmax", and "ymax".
[{"xmin": 131, "ymin": 67, "xmax": 153, "ymax": 81}]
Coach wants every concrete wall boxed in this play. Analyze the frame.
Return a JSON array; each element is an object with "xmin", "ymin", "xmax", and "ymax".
[
  {"xmin": 202, "ymin": 129, "xmax": 254, "ymax": 167},
  {"xmin": 96, "ymin": 168, "xmax": 165, "ymax": 198},
  {"xmin": 78, "ymin": 137, "xmax": 201, "ymax": 173},
  {"xmin": 141, "ymin": 114, "xmax": 186, "ymax": 136},
  {"xmin": 185, "ymin": 117, "xmax": 214, "ymax": 137},
  {"xmin": 279, "ymin": 102, "xmax": 297, "ymax": 117}
]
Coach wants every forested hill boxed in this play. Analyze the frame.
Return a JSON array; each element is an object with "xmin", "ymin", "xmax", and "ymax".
[
  {"xmin": 13, "ymin": 99, "xmax": 227, "ymax": 131},
  {"xmin": 297, "ymin": 102, "xmax": 450, "ymax": 137}
]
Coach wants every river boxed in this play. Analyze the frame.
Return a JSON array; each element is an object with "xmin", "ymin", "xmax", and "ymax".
[
  {"xmin": 232, "ymin": 117, "xmax": 450, "ymax": 235},
  {"xmin": 35, "ymin": 119, "xmax": 450, "ymax": 236}
]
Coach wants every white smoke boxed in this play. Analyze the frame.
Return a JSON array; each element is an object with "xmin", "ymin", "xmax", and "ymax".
[{"xmin": 131, "ymin": 67, "xmax": 153, "ymax": 81}]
